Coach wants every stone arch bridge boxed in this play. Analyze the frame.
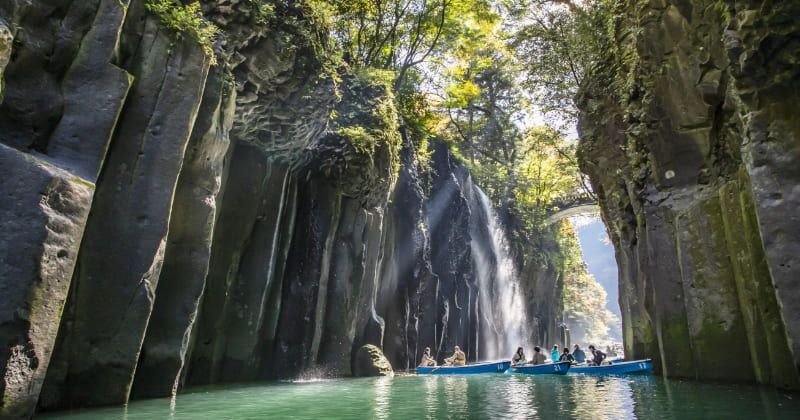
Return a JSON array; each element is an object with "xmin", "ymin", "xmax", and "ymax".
[{"xmin": 545, "ymin": 192, "xmax": 599, "ymax": 225}]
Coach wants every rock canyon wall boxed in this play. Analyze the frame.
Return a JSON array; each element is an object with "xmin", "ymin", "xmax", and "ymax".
[
  {"xmin": 577, "ymin": 0, "xmax": 800, "ymax": 390},
  {"xmin": 0, "ymin": 1, "xmax": 565, "ymax": 417}
]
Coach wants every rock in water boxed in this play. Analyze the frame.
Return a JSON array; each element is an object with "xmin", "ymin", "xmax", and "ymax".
[{"xmin": 353, "ymin": 345, "xmax": 394, "ymax": 377}]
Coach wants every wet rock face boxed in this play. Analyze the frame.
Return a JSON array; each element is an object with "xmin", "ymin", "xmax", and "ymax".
[
  {"xmin": 0, "ymin": 1, "xmax": 565, "ymax": 416},
  {"xmin": 577, "ymin": 0, "xmax": 800, "ymax": 389}
]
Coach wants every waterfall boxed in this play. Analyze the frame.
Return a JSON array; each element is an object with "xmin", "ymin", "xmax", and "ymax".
[{"xmin": 470, "ymin": 187, "xmax": 531, "ymax": 360}]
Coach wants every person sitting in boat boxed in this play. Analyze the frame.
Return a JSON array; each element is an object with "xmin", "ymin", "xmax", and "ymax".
[
  {"xmin": 444, "ymin": 345, "xmax": 466, "ymax": 366},
  {"xmin": 572, "ymin": 344, "xmax": 587, "ymax": 364},
  {"xmin": 551, "ymin": 345, "xmax": 560, "ymax": 363},
  {"xmin": 588, "ymin": 345, "xmax": 606, "ymax": 366},
  {"xmin": 419, "ymin": 347, "xmax": 437, "ymax": 367},
  {"xmin": 530, "ymin": 346, "xmax": 547, "ymax": 365},
  {"xmin": 512, "ymin": 347, "xmax": 527, "ymax": 366},
  {"xmin": 558, "ymin": 347, "xmax": 574, "ymax": 363}
]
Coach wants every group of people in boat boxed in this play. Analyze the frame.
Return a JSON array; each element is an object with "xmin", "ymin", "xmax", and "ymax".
[
  {"xmin": 419, "ymin": 346, "xmax": 467, "ymax": 367},
  {"xmin": 419, "ymin": 343, "xmax": 610, "ymax": 367},
  {"xmin": 511, "ymin": 344, "xmax": 607, "ymax": 366}
]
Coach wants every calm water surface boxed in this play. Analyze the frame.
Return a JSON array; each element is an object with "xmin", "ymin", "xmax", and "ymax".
[{"xmin": 39, "ymin": 373, "xmax": 800, "ymax": 419}]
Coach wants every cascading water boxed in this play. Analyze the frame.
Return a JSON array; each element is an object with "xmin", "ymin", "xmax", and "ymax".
[{"xmin": 470, "ymin": 187, "xmax": 531, "ymax": 360}]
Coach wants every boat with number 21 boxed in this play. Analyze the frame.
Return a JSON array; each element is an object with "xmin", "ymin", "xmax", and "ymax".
[{"xmin": 510, "ymin": 361, "xmax": 571, "ymax": 375}]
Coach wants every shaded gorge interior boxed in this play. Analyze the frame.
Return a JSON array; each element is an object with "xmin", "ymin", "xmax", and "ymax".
[
  {"xmin": 0, "ymin": 0, "xmax": 799, "ymax": 419},
  {"xmin": 0, "ymin": 1, "xmax": 568, "ymax": 417}
]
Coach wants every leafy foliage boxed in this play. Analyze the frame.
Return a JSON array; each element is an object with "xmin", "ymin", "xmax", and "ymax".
[
  {"xmin": 431, "ymin": 11, "xmax": 587, "ymax": 237},
  {"xmin": 332, "ymin": 68, "xmax": 402, "ymax": 175},
  {"xmin": 559, "ymin": 221, "xmax": 620, "ymax": 346},
  {"xmin": 246, "ymin": 0, "xmax": 276, "ymax": 24},
  {"xmin": 318, "ymin": 0, "xmax": 494, "ymax": 88},
  {"xmin": 510, "ymin": 0, "xmax": 613, "ymax": 133},
  {"xmin": 145, "ymin": 0, "xmax": 220, "ymax": 63}
]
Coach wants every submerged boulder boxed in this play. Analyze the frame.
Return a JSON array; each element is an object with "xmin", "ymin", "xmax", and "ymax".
[{"xmin": 353, "ymin": 345, "xmax": 394, "ymax": 377}]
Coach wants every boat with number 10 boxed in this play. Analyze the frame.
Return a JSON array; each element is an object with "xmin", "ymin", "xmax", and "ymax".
[{"xmin": 417, "ymin": 361, "xmax": 511, "ymax": 375}]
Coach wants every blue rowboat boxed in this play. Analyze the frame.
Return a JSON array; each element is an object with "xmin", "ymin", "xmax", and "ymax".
[
  {"xmin": 510, "ymin": 361, "xmax": 571, "ymax": 375},
  {"xmin": 417, "ymin": 360, "xmax": 511, "ymax": 375},
  {"xmin": 569, "ymin": 359, "xmax": 652, "ymax": 375}
]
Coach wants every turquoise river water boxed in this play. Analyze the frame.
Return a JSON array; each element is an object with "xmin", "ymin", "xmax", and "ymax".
[{"xmin": 40, "ymin": 373, "xmax": 800, "ymax": 419}]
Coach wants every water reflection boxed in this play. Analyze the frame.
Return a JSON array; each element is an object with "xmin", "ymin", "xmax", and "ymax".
[
  {"xmin": 167, "ymin": 395, "xmax": 177, "ymax": 420},
  {"xmin": 372, "ymin": 376, "xmax": 392, "ymax": 419},
  {"xmin": 443, "ymin": 376, "xmax": 469, "ymax": 418},
  {"xmin": 424, "ymin": 376, "xmax": 439, "ymax": 418},
  {"xmin": 39, "ymin": 374, "xmax": 800, "ymax": 420},
  {"xmin": 503, "ymin": 375, "xmax": 536, "ymax": 418},
  {"xmin": 570, "ymin": 376, "xmax": 635, "ymax": 418}
]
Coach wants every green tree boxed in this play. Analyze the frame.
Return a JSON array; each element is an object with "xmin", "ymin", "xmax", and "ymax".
[
  {"xmin": 559, "ymin": 221, "xmax": 620, "ymax": 345},
  {"xmin": 510, "ymin": 0, "xmax": 611, "ymax": 132},
  {"xmin": 317, "ymin": 0, "xmax": 495, "ymax": 89}
]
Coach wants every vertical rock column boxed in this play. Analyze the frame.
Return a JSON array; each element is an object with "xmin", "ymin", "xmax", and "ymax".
[
  {"xmin": 0, "ymin": 147, "xmax": 93, "ymax": 419},
  {"xmin": 40, "ymin": 16, "xmax": 211, "ymax": 408},
  {"xmin": 0, "ymin": 1, "xmax": 131, "ymax": 416},
  {"xmin": 425, "ymin": 142, "xmax": 476, "ymax": 360},
  {"xmin": 726, "ymin": 0, "xmax": 800, "ymax": 380},
  {"xmin": 131, "ymin": 66, "xmax": 236, "ymax": 399},
  {"xmin": 577, "ymin": 0, "xmax": 800, "ymax": 389},
  {"xmin": 316, "ymin": 199, "xmax": 377, "ymax": 375},
  {"xmin": 184, "ymin": 145, "xmax": 288, "ymax": 386},
  {"xmin": 378, "ymin": 141, "xmax": 435, "ymax": 370},
  {"xmin": 213, "ymin": 160, "xmax": 296, "ymax": 382},
  {"xmin": 271, "ymin": 178, "xmax": 343, "ymax": 378}
]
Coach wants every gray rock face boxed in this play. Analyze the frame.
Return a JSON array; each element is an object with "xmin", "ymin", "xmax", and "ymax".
[
  {"xmin": 40, "ymin": 13, "xmax": 212, "ymax": 408},
  {"xmin": 577, "ymin": 0, "xmax": 800, "ymax": 389},
  {"xmin": 131, "ymin": 66, "xmax": 235, "ymax": 399},
  {"xmin": 0, "ymin": 146, "xmax": 93, "ymax": 419},
  {"xmin": 0, "ymin": 1, "xmax": 566, "ymax": 416}
]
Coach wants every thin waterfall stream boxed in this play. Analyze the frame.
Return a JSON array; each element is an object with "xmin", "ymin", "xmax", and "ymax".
[{"xmin": 471, "ymin": 187, "xmax": 531, "ymax": 360}]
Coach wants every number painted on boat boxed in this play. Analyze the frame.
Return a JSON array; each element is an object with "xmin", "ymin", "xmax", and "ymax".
[
  {"xmin": 639, "ymin": 363, "xmax": 645, "ymax": 369},
  {"xmin": 554, "ymin": 364, "xmax": 561, "ymax": 372}
]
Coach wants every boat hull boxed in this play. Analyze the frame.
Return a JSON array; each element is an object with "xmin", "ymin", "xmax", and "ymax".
[
  {"xmin": 417, "ymin": 361, "xmax": 511, "ymax": 375},
  {"xmin": 569, "ymin": 359, "xmax": 653, "ymax": 375},
  {"xmin": 510, "ymin": 361, "xmax": 571, "ymax": 375}
]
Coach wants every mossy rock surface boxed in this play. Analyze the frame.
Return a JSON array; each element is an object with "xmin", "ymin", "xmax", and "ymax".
[{"xmin": 353, "ymin": 345, "xmax": 394, "ymax": 377}]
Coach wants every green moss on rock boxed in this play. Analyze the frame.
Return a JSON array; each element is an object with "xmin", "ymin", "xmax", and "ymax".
[
  {"xmin": 312, "ymin": 67, "xmax": 401, "ymax": 207},
  {"xmin": 353, "ymin": 345, "xmax": 393, "ymax": 377},
  {"xmin": 144, "ymin": 0, "xmax": 219, "ymax": 63}
]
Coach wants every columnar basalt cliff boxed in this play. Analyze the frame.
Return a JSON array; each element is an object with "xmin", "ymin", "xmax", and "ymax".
[
  {"xmin": 577, "ymin": 0, "xmax": 800, "ymax": 389},
  {"xmin": 0, "ymin": 1, "xmax": 565, "ymax": 417}
]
